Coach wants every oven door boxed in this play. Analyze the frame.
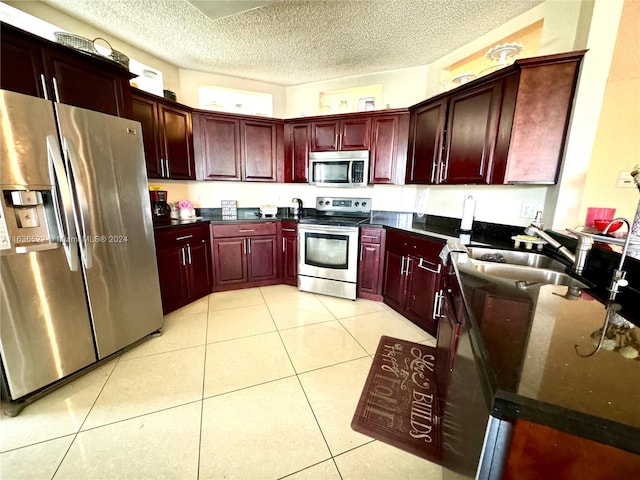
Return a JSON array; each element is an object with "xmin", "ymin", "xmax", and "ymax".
[{"xmin": 298, "ymin": 224, "xmax": 359, "ymax": 283}]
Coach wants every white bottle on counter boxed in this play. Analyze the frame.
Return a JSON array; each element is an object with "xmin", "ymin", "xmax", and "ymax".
[{"xmin": 460, "ymin": 195, "xmax": 475, "ymax": 232}]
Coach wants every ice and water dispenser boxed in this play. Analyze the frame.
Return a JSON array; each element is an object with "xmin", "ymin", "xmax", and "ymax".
[{"xmin": 0, "ymin": 189, "xmax": 60, "ymax": 253}]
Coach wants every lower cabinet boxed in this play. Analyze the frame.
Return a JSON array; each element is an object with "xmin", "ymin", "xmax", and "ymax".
[
  {"xmin": 280, "ymin": 221, "xmax": 298, "ymax": 286},
  {"xmin": 382, "ymin": 229, "xmax": 444, "ymax": 336},
  {"xmin": 211, "ymin": 222, "xmax": 279, "ymax": 290},
  {"xmin": 358, "ymin": 227, "xmax": 386, "ymax": 300},
  {"xmin": 154, "ymin": 223, "xmax": 213, "ymax": 315}
]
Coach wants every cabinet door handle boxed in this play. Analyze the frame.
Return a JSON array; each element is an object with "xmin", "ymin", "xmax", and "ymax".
[
  {"xmin": 360, "ymin": 245, "xmax": 363, "ymax": 262},
  {"xmin": 417, "ymin": 258, "xmax": 441, "ymax": 274},
  {"xmin": 181, "ymin": 246, "xmax": 186, "ymax": 266},
  {"xmin": 247, "ymin": 238, "xmax": 251, "ymax": 255},
  {"xmin": 176, "ymin": 235, "xmax": 193, "ymax": 241},
  {"xmin": 405, "ymin": 257, "xmax": 412, "ymax": 276},
  {"xmin": 282, "ymin": 228, "xmax": 296, "ymax": 232},
  {"xmin": 186, "ymin": 244, "xmax": 192, "ymax": 264},
  {"xmin": 165, "ymin": 159, "xmax": 171, "ymax": 178},
  {"xmin": 239, "ymin": 229, "xmax": 255, "ymax": 233},
  {"xmin": 362, "ymin": 235, "xmax": 378, "ymax": 241},
  {"xmin": 430, "ymin": 161, "xmax": 438, "ymax": 183},
  {"xmin": 39, "ymin": 74, "xmax": 49, "ymax": 100},
  {"xmin": 433, "ymin": 290, "xmax": 444, "ymax": 319},
  {"xmin": 51, "ymin": 77, "xmax": 61, "ymax": 103},
  {"xmin": 439, "ymin": 161, "xmax": 446, "ymax": 183},
  {"xmin": 243, "ymin": 238, "xmax": 247, "ymax": 255},
  {"xmin": 282, "ymin": 238, "xmax": 286, "ymax": 252},
  {"xmin": 160, "ymin": 158, "xmax": 166, "ymax": 177},
  {"xmin": 400, "ymin": 256, "xmax": 405, "ymax": 275}
]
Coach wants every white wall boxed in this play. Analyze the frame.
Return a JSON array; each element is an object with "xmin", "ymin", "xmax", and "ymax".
[
  {"xmin": 178, "ymin": 69, "xmax": 287, "ymax": 117},
  {"xmin": 284, "ymin": 65, "xmax": 429, "ymax": 118}
]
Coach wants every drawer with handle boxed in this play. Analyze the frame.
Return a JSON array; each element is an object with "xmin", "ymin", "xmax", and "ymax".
[{"xmin": 211, "ymin": 222, "xmax": 277, "ymax": 238}]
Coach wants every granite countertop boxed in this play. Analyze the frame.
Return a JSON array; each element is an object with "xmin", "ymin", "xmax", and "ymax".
[{"xmin": 449, "ymin": 250, "xmax": 640, "ymax": 453}]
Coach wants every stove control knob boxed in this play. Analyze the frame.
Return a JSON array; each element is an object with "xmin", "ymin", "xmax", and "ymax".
[
  {"xmin": 325, "ymin": 200, "xmax": 330, "ymax": 205},
  {"xmin": 362, "ymin": 202, "xmax": 367, "ymax": 207},
  {"xmin": 318, "ymin": 200, "xmax": 323, "ymax": 206},
  {"xmin": 354, "ymin": 201, "xmax": 360, "ymax": 206}
]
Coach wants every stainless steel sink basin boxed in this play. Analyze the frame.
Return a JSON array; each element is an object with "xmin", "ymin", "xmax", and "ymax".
[
  {"xmin": 465, "ymin": 247, "xmax": 568, "ymax": 271},
  {"xmin": 471, "ymin": 262, "xmax": 588, "ymax": 289}
]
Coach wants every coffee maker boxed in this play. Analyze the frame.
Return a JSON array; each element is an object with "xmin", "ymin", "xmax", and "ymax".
[{"xmin": 149, "ymin": 190, "xmax": 171, "ymax": 224}]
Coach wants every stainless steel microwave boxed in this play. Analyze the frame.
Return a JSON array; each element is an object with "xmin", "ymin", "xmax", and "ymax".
[{"xmin": 308, "ymin": 150, "xmax": 369, "ymax": 187}]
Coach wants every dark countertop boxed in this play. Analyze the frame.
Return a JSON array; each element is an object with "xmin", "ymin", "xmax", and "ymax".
[{"xmin": 448, "ymin": 249, "xmax": 640, "ymax": 454}]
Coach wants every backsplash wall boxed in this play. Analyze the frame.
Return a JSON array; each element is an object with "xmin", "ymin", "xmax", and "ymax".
[{"xmin": 157, "ymin": 180, "xmax": 547, "ymax": 228}]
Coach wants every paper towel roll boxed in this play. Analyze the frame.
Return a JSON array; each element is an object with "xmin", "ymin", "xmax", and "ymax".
[{"xmin": 460, "ymin": 195, "xmax": 475, "ymax": 231}]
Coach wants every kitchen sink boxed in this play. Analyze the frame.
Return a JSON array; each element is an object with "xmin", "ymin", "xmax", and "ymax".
[
  {"xmin": 471, "ymin": 262, "xmax": 589, "ymax": 289},
  {"xmin": 465, "ymin": 247, "xmax": 568, "ymax": 272}
]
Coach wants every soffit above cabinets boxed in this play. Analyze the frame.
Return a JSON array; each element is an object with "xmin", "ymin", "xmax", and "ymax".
[{"xmin": 42, "ymin": 0, "xmax": 543, "ymax": 86}]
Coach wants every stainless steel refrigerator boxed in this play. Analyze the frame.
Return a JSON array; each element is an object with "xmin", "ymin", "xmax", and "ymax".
[{"xmin": 0, "ymin": 89, "xmax": 163, "ymax": 403}]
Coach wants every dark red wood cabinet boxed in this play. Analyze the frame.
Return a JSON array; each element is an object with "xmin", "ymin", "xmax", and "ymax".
[
  {"xmin": 311, "ymin": 117, "xmax": 370, "ymax": 151},
  {"xmin": 154, "ymin": 223, "xmax": 213, "ymax": 315},
  {"xmin": 369, "ymin": 113, "xmax": 410, "ymax": 184},
  {"xmin": 442, "ymin": 80, "xmax": 503, "ymax": 184},
  {"xmin": 193, "ymin": 111, "xmax": 283, "ymax": 182},
  {"xmin": 407, "ymin": 51, "xmax": 584, "ymax": 186},
  {"xmin": 131, "ymin": 89, "xmax": 195, "ymax": 179},
  {"xmin": 211, "ymin": 222, "xmax": 279, "ymax": 290},
  {"xmin": 1, "ymin": 22, "xmax": 133, "ymax": 117},
  {"xmin": 280, "ymin": 221, "xmax": 298, "ymax": 286},
  {"xmin": 382, "ymin": 229, "xmax": 444, "ymax": 336},
  {"xmin": 406, "ymin": 99, "xmax": 447, "ymax": 184},
  {"xmin": 358, "ymin": 227, "xmax": 386, "ymax": 301},
  {"xmin": 284, "ymin": 121, "xmax": 311, "ymax": 183}
]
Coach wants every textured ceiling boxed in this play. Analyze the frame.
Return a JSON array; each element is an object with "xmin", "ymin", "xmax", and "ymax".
[{"xmin": 42, "ymin": 0, "xmax": 544, "ymax": 86}]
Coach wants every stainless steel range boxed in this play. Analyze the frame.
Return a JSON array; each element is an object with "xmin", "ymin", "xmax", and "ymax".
[{"xmin": 298, "ymin": 196, "xmax": 371, "ymax": 300}]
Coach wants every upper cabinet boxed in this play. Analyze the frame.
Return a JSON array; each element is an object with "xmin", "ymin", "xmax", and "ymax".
[
  {"xmin": 1, "ymin": 23, "xmax": 133, "ymax": 118},
  {"xmin": 310, "ymin": 117, "xmax": 371, "ymax": 151},
  {"xmin": 193, "ymin": 111, "xmax": 283, "ymax": 182},
  {"xmin": 369, "ymin": 112, "xmax": 409, "ymax": 185},
  {"xmin": 131, "ymin": 89, "xmax": 195, "ymax": 180},
  {"xmin": 284, "ymin": 110, "xmax": 409, "ymax": 184},
  {"xmin": 407, "ymin": 51, "xmax": 584, "ymax": 185}
]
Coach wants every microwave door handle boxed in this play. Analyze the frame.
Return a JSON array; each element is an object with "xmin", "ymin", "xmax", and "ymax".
[
  {"xmin": 47, "ymin": 135, "xmax": 79, "ymax": 272},
  {"xmin": 63, "ymin": 137, "xmax": 93, "ymax": 270},
  {"xmin": 347, "ymin": 161, "xmax": 353, "ymax": 183}
]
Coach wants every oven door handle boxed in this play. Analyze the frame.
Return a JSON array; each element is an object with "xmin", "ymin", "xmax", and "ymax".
[{"xmin": 299, "ymin": 225, "xmax": 358, "ymax": 235}]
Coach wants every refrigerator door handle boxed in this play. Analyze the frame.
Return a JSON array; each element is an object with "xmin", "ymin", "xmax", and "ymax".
[
  {"xmin": 63, "ymin": 137, "xmax": 93, "ymax": 269},
  {"xmin": 47, "ymin": 135, "xmax": 79, "ymax": 272}
]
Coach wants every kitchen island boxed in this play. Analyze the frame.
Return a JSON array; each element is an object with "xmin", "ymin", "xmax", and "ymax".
[{"xmin": 439, "ymin": 246, "xmax": 640, "ymax": 479}]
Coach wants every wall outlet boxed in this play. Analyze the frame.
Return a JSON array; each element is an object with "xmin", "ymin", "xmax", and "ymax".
[
  {"xmin": 195, "ymin": 193, "xmax": 202, "ymax": 201},
  {"xmin": 520, "ymin": 203, "xmax": 538, "ymax": 219}
]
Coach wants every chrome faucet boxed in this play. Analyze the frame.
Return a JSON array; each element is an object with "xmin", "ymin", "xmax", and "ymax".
[
  {"xmin": 602, "ymin": 218, "xmax": 632, "ymax": 302},
  {"xmin": 523, "ymin": 224, "xmax": 591, "ymax": 274}
]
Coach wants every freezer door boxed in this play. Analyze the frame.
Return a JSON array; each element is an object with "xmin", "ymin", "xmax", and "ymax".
[
  {"xmin": 0, "ymin": 90, "xmax": 97, "ymax": 400},
  {"xmin": 55, "ymin": 104, "xmax": 164, "ymax": 358}
]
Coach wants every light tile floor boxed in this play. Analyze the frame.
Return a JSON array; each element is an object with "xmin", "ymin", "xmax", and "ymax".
[{"xmin": 0, "ymin": 285, "xmax": 442, "ymax": 480}]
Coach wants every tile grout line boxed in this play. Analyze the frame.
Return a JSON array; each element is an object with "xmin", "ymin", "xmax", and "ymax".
[
  {"xmin": 195, "ymin": 293, "xmax": 215, "ymax": 480},
  {"xmin": 49, "ymin": 354, "xmax": 122, "ymax": 480},
  {"xmin": 260, "ymin": 288, "xmax": 345, "ymax": 480}
]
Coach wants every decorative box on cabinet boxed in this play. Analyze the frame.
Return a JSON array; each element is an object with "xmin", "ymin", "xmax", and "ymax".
[
  {"xmin": 211, "ymin": 222, "xmax": 279, "ymax": 290},
  {"xmin": 193, "ymin": 111, "xmax": 284, "ymax": 182},
  {"xmin": 1, "ymin": 22, "xmax": 133, "ymax": 117},
  {"xmin": 131, "ymin": 89, "xmax": 195, "ymax": 179},
  {"xmin": 358, "ymin": 227, "xmax": 386, "ymax": 301},
  {"xmin": 154, "ymin": 224, "xmax": 212, "ymax": 314},
  {"xmin": 382, "ymin": 229, "xmax": 445, "ymax": 336},
  {"xmin": 280, "ymin": 221, "xmax": 298, "ymax": 286}
]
